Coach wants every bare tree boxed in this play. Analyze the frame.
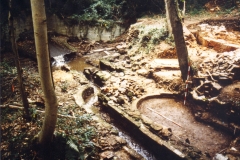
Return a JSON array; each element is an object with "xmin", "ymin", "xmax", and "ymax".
[
  {"xmin": 8, "ymin": 0, "xmax": 30, "ymax": 121},
  {"xmin": 30, "ymin": 0, "xmax": 58, "ymax": 146},
  {"xmin": 166, "ymin": 0, "xmax": 188, "ymax": 81}
]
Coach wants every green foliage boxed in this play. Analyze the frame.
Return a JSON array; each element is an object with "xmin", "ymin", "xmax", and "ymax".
[
  {"xmin": 186, "ymin": 0, "xmax": 209, "ymax": 11},
  {"xmin": 60, "ymin": 81, "xmax": 69, "ymax": 92},
  {"xmin": 0, "ymin": 60, "xmax": 17, "ymax": 102},
  {"xmin": 54, "ymin": 114, "xmax": 99, "ymax": 159},
  {"xmin": 165, "ymin": 35, "xmax": 175, "ymax": 47},
  {"xmin": 229, "ymin": 98, "xmax": 240, "ymax": 107},
  {"xmin": 76, "ymin": 114, "xmax": 92, "ymax": 127},
  {"xmin": 65, "ymin": 137, "xmax": 80, "ymax": 160},
  {"xmin": 1, "ymin": 24, "xmax": 9, "ymax": 42},
  {"xmin": 65, "ymin": 0, "xmax": 125, "ymax": 27},
  {"xmin": 188, "ymin": 8, "xmax": 205, "ymax": 15},
  {"xmin": 235, "ymin": 101, "xmax": 240, "ymax": 107},
  {"xmin": 188, "ymin": 57, "xmax": 198, "ymax": 76},
  {"xmin": 1, "ymin": 108, "xmax": 21, "ymax": 123},
  {"xmin": 28, "ymin": 106, "xmax": 43, "ymax": 123},
  {"xmin": 85, "ymin": 1, "xmax": 112, "ymax": 19},
  {"xmin": 129, "ymin": 22, "xmax": 168, "ymax": 55},
  {"xmin": 148, "ymin": 27, "xmax": 168, "ymax": 44},
  {"xmin": 0, "ymin": 61, "xmax": 15, "ymax": 77},
  {"xmin": 217, "ymin": 6, "xmax": 238, "ymax": 14},
  {"xmin": 0, "ymin": 109, "xmax": 35, "ymax": 159},
  {"xmin": 54, "ymin": 0, "xmax": 167, "ymax": 27}
]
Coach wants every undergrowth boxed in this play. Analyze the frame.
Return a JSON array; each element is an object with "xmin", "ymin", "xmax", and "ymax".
[
  {"xmin": 1, "ymin": 106, "xmax": 100, "ymax": 160},
  {"xmin": 0, "ymin": 60, "xmax": 17, "ymax": 103},
  {"xmin": 63, "ymin": 0, "xmax": 126, "ymax": 28},
  {"xmin": 50, "ymin": 114, "xmax": 99, "ymax": 160},
  {"xmin": 128, "ymin": 20, "xmax": 168, "ymax": 56}
]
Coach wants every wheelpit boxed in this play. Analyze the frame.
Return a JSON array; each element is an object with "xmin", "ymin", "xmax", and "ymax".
[{"xmin": 136, "ymin": 94, "xmax": 233, "ymax": 158}]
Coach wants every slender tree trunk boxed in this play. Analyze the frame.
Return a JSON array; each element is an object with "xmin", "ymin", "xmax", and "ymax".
[
  {"xmin": 232, "ymin": 0, "xmax": 236, "ymax": 6},
  {"xmin": 181, "ymin": 0, "xmax": 186, "ymax": 22},
  {"xmin": 8, "ymin": 0, "xmax": 30, "ymax": 121},
  {"xmin": 166, "ymin": 0, "xmax": 188, "ymax": 81},
  {"xmin": 30, "ymin": 0, "xmax": 58, "ymax": 146},
  {"xmin": 164, "ymin": 0, "xmax": 172, "ymax": 36}
]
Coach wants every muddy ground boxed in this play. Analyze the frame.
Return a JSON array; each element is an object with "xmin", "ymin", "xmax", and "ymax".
[{"xmin": 1, "ymin": 12, "xmax": 240, "ymax": 160}]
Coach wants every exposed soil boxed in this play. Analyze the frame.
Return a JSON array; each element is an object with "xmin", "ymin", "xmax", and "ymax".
[{"xmin": 218, "ymin": 81, "xmax": 240, "ymax": 106}]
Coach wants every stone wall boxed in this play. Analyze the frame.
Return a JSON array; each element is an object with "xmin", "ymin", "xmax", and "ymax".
[{"xmin": 11, "ymin": 14, "xmax": 126, "ymax": 42}]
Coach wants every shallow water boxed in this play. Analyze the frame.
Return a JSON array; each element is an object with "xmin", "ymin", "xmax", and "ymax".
[
  {"xmin": 67, "ymin": 57, "xmax": 92, "ymax": 72},
  {"xmin": 49, "ymin": 43, "xmax": 92, "ymax": 71},
  {"xmin": 116, "ymin": 126, "xmax": 157, "ymax": 160}
]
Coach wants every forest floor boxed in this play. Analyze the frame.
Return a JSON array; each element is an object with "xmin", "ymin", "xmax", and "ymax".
[{"xmin": 1, "ymin": 8, "xmax": 240, "ymax": 160}]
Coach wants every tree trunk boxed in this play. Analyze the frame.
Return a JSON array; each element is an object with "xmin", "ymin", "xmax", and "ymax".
[
  {"xmin": 166, "ymin": 0, "xmax": 188, "ymax": 81},
  {"xmin": 232, "ymin": 0, "xmax": 236, "ymax": 6},
  {"xmin": 164, "ymin": 0, "xmax": 172, "ymax": 36},
  {"xmin": 181, "ymin": 0, "xmax": 186, "ymax": 22},
  {"xmin": 30, "ymin": 0, "xmax": 58, "ymax": 146},
  {"xmin": 8, "ymin": 0, "xmax": 31, "ymax": 121}
]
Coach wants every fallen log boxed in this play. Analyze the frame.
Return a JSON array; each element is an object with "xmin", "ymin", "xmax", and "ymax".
[
  {"xmin": 103, "ymin": 51, "xmax": 111, "ymax": 55},
  {"xmin": 2, "ymin": 104, "xmax": 77, "ymax": 119},
  {"xmin": 91, "ymin": 48, "xmax": 114, "ymax": 53}
]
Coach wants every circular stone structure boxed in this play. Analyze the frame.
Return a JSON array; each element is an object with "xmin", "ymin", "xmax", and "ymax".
[{"xmin": 137, "ymin": 94, "xmax": 233, "ymax": 158}]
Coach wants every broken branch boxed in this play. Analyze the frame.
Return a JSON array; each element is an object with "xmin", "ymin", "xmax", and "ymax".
[
  {"xmin": 91, "ymin": 48, "xmax": 114, "ymax": 53},
  {"xmin": 207, "ymin": 70, "xmax": 216, "ymax": 81},
  {"xmin": 6, "ymin": 105, "xmax": 77, "ymax": 119}
]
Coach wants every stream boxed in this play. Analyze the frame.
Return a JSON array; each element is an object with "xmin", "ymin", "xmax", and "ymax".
[{"xmin": 115, "ymin": 126, "xmax": 157, "ymax": 160}]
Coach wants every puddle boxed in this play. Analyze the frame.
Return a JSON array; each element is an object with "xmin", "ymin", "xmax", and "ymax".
[
  {"xmin": 67, "ymin": 57, "xmax": 92, "ymax": 72},
  {"xmin": 49, "ymin": 42, "xmax": 92, "ymax": 71},
  {"xmin": 137, "ymin": 95, "xmax": 233, "ymax": 157}
]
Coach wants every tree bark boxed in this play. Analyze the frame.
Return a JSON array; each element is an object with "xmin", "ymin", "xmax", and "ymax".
[
  {"xmin": 181, "ymin": 0, "xmax": 186, "ymax": 22},
  {"xmin": 30, "ymin": 0, "xmax": 58, "ymax": 146},
  {"xmin": 232, "ymin": 0, "xmax": 236, "ymax": 6},
  {"xmin": 164, "ymin": 0, "xmax": 172, "ymax": 36},
  {"xmin": 166, "ymin": 0, "xmax": 188, "ymax": 81},
  {"xmin": 8, "ymin": 0, "xmax": 31, "ymax": 121}
]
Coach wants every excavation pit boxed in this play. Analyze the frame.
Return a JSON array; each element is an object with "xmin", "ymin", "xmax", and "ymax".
[{"xmin": 137, "ymin": 94, "xmax": 233, "ymax": 158}]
